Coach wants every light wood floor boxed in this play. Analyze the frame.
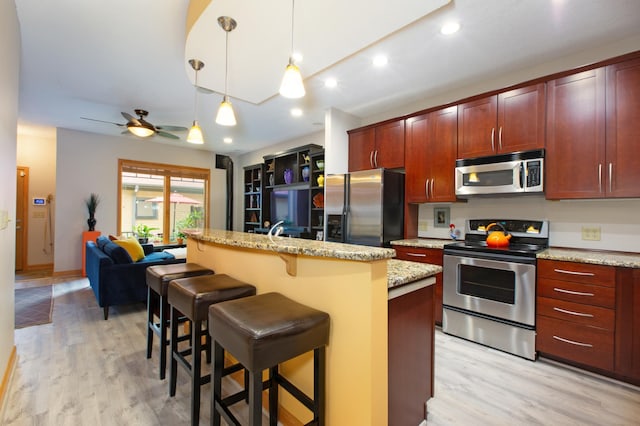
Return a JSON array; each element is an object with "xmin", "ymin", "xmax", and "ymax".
[{"xmin": 4, "ymin": 278, "xmax": 640, "ymax": 425}]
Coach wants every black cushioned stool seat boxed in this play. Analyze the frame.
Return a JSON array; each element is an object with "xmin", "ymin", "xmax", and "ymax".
[
  {"xmin": 208, "ymin": 292, "xmax": 330, "ymax": 426},
  {"xmin": 146, "ymin": 263, "xmax": 214, "ymax": 380},
  {"xmin": 168, "ymin": 274, "xmax": 256, "ymax": 426}
]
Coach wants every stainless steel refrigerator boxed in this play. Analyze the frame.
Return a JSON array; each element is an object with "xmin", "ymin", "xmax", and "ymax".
[{"xmin": 324, "ymin": 169, "xmax": 404, "ymax": 247}]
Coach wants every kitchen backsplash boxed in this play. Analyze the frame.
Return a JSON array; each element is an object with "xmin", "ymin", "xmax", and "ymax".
[{"xmin": 417, "ymin": 196, "xmax": 640, "ymax": 253}]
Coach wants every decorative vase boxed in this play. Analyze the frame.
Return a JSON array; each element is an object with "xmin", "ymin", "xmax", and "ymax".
[
  {"xmin": 301, "ymin": 166, "xmax": 310, "ymax": 182},
  {"xmin": 88, "ymin": 215, "xmax": 96, "ymax": 231},
  {"xmin": 317, "ymin": 174, "xmax": 324, "ymax": 187},
  {"xmin": 284, "ymin": 168, "xmax": 294, "ymax": 184}
]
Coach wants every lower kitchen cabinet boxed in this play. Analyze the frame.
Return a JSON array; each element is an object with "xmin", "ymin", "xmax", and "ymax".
[
  {"xmin": 394, "ymin": 246, "xmax": 443, "ymax": 324},
  {"xmin": 537, "ymin": 259, "xmax": 640, "ymax": 386}
]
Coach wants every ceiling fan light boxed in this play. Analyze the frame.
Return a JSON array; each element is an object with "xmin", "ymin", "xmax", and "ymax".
[
  {"xmin": 187, "ymin": 120, "xmax": 204, "ymax": 144},
  {"xmin": 127, "ymin": 123, "xmax": 155, "ymax": 138},
  {"xmin": 216, "ymin": 96, "xmax": 237, "ymax": 126},
  {"xmin": 279, "ymin": 62, "xmax": 305, "ymax": 99}
]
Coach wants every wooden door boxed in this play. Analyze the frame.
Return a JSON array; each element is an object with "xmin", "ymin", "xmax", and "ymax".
[
  {"xmin": 497, "ymin": 83, "xmax": 546, "ymax": 153},
  {"xmin": 375, "ymin": 119, "xmax": 405, "ymax": 169},
  {"xmin": 428, "ymin": 106, "xmax": 458, "ymax": 202},
  {"xmin": 605, "ymin": 57, "xmax": 640, "ymax": 198},
  {"xmin": 404, "ymin": 114, "xmax": 430, "ymax": 203},
  {"xmin": 545, "ymin": 68, "xmax": 606, "ymax": 199},
  {"xmin": 348, "ymin": 127, "xmax": 375, "ymax": 172},
  {"xmin": 457, "ymin": 95, "xmax": 497, "ymax": 158},
  {"xmin": 15, "ymin": 167, "xmax": 28, "ymax": 271}
]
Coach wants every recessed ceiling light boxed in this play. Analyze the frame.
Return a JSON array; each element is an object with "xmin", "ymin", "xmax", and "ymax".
[
  {"xmin": 372, "ymin": 55, "xmax": 388, "ymax": 67},
  {"xmin": 290, "ymin": 108, "xmax": 303, "ymax": 117},
  {"xmin": 223, "ymin": 137, "xmax": 232, "ymax": 144},
  {"xmin": 324, "ymin": 78, "xmax": 338, "ymax": 88},
  {"xmin": 441, "ymin": 21, "xmax": 460, "ymax": 35}
]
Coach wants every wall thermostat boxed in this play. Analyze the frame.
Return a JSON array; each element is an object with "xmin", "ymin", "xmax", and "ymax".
[{"xmin": 33, "ymin": 198, "xmax": 47, "ymax": 205}]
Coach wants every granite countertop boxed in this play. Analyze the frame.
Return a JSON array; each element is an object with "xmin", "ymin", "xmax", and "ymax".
[
  {"xmin": 390, "ymin": 238, "xmax": 454, "ymax": 249},
  {"xmin": 187, "ymin": 229, "xmax": 395, "ymax": 262},
  {"xmin": 387, "ymin": 259, "xmax": 442, "ymax": 288},
  {"xmin": 538, "ymin": 248, "xmax": 640, "ymax": 268}
]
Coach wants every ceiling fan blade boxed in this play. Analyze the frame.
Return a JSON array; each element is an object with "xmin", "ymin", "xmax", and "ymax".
[
  {"xmin": 156, "ymin": 125, "xmax": 188, "ymax": 132},
  {"xmin": 81, "ymin": 117, "xmax": 125, "ymax": 127},
  {"xmin": 157, "ymin": 130, "xmax": 180, "ymax": 140},
  {"xmin": 121, "ymin": 112, "xmax": 140, "ymax": 126}
]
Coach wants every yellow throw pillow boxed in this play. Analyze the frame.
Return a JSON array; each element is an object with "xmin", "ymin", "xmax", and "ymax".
[{"xmin": 113, "ymin": 237, "xmax": 145, "ymax": 262}]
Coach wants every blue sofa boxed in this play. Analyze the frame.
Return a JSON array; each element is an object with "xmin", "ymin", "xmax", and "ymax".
[{"xmin": 86, "ymin": 236, "xmax": 185, "ymax": 319}]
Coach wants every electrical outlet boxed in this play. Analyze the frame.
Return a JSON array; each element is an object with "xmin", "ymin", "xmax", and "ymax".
[
  {"xmin": 418, "ymin": 221, "xmax": 428, "ymax": 231},
  {"xmin": 581, "ymin": 226, "xmax": 601, "ymax": 241}
]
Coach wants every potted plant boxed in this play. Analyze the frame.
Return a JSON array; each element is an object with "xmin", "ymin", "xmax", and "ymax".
[
  {"xmin": 85, "ymin": 193, "xmax": 100, "ymax": 231},
  {"xmin": 175, "ymin": 231, "xmax": 186, "ymax": 245},
  {"xmin": 134, "ymin": 224, "xmax": 158, "ymax": 244}
]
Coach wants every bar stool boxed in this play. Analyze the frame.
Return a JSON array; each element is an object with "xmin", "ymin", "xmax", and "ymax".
[
  {"xmin": 146, "ymin": 263, "xmax": 214, "ymax": 380},
  {"xmin": 168, "ymin": 274, "xmax": 256, "ymax": 426},
  {"xmin": 208, "ymin": 292, "xmax": 330, "ymax": 426}
]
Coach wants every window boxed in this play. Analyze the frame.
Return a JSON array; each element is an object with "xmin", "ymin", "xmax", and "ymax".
[{"xmin": 118, "ymin": 159, "xmax": 210, "ymax": 244}]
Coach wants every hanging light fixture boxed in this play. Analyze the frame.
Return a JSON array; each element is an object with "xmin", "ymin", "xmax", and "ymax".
[
  {"xmin": 216, "ymin": 16, "xmax": 237, "ymax": 126},
  {"xmin": 279, "ymin": 0, "xmax": 305, "ymax": 99},
  {"xmin": 187, "ymin": 59, "xmax": 205, "ymax": 144}
]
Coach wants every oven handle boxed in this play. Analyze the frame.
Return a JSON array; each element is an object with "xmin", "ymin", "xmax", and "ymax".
[
  {"xmin": 444, "ymin": 250, "xmax": 537, "ymax": 265},
  {"xmin": 553, "ymin": 287, "xmax": 594, "ymax": 297},
  {"xmin": 553, "ymin": 268, "xmax": 595, "ymax": 277},
  {"xmin": 552, "ymin": 335, "xmax": 593, "ymax": 348}
]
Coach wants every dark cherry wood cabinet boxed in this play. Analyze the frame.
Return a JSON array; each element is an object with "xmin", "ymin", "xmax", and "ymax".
[
  {"xmin": 537, "ymin": 260, "xmax": 616, "ymax": 373},
  {"xmin": 388, "ymin": 284, "xmax": 434, "ymax": 425},
  {"xmin": 405, "ymin": 106, "xmax": 457, "ymax": 203},
  {"xmin": 394, "ymin": 246, "xmax": 443, "ymax": 325},
  {"xmin": 348, "ymin": 119, "xmax": 405, "ymax": 171},
  {"xmin": 605, "ymin": 57, "xmax": 640, "ymax": 198},
  {"xmin": 547, "ymin": 57, "xmax": 640, "ymax": 199},
  {"xmin": 457, "ymin": 83, "xmax": 545, "ymax": 159},
  {"xmin": 615, "ymin": 268, "xmax": 640, "ymax": 385}
]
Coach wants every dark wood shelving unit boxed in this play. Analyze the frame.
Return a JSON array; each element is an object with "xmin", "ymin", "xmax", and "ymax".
[{"xmin": 243, "ymin": 163, "xmax": 265, "ymax": 233}]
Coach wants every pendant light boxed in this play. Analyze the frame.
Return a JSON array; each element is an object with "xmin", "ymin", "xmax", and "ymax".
[
  {"xmin": 187, "ymin": 59, "xmax": 205, "ymax": 144},
  {"xmin": 215, "ymin": 16, "xmax": 237, "ymax": 126},
  {"xmin": 279, "ymin": 0, "xmax": 305, "ymax": 99}
]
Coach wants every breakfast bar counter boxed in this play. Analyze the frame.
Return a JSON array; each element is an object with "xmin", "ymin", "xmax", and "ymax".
[{"xmin": 186, "ymin": 230, "xmax": 439, "ymax": 425}]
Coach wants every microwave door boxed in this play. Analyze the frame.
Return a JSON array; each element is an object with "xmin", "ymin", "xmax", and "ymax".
[{"xmin": 456, "ymin": 160, "xmax": 524, "ymax": 195}]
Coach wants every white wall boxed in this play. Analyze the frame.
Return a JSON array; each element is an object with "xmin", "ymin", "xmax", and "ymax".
[
  {"xmin": 324, "ymin": 108, "xmax": 361, "ymax": 175},
  {"xmin": 54, "ymin": 128, "xmax": 227, "ymax": 273},
  {"xmin": 234, "ymin": 131, "xmax": 324, "ymax": 231},
  {"xmin": 0, "ymin": 0, "xmax": 20, "ymax": 410},
  {"xmin": 16, "ymin": 127, "xmax": 57, "ymax": 268},
  {"xmin": 417, "ymin": 197, "xmax": 640, "ymax": 253}
]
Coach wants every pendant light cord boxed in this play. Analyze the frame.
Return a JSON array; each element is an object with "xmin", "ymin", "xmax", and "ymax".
[
  {"xmin": 289, "ymin": 0, "xmax": 295, "ymax": 61},
  {"xmin": 224, "ymin": 30, "xmax": 229, "ymax": 98},
  {"xmin": 193, "ymin": 66, "xmax": 199, "ymax": 117}
]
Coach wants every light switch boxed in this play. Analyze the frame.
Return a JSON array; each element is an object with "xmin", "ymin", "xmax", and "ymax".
[
  {"xmin": 581, "ymin": 226, "xmax": 601, "ymax": 241},
  {"xmin": 0, "ymin": 210, "xmax": 8, "ymax": 230}
]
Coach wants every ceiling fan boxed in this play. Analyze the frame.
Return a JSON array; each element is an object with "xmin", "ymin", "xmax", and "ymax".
[{"xmin": 81, "ymin": 109, "xmax": 188, "ymax": 139}]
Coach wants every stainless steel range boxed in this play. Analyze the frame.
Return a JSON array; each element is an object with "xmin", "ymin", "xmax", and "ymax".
[{"xmin": 442, "ymin": 219, "xmax": 549, "ymax": 360}]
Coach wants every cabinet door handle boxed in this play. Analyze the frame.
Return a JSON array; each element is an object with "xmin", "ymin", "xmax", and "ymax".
[
  {"xmin": 553, "ymin": 307, "xmax": 594, "ymax": 318},
  {"xmin": 374, "ymin": 150, "xmax": 378, "ymax": 168},
  {"xmin": 498, "ymin": 126, "xmax": 503, "ymax": 150},
  {"xmin": 491, "ymin": 127, "xmax": 495, "ymax": 151},
  {"xmin": 406, "ymin": 253, "xmax": 427, "ymax": 257},
  {"xmin": 553, "ymin": 287, "xmax": 594, "ymax": 297},
  {"xmin": 552, "ymin": 335, "xmax": 593, "ymax": 348},
  {"xmin": 608, "ymin": 163, "xmax": 612, "ymax": 193},
  {"xmin": 553, "ymin": 268, "xmax": 595, "ymax": 277},
  {"xmin": 425, "ymin": 179, "xmax": 429, "ymax": 199},
  {"xmin": 430, "ymin": 179, "xmax": 434, "ymax": 198},
  {"xmin": 598, "ymin": 164, "xmax": 603, "ymax": 193},
  {"xmin": 369, "ymin": 151, "xmax": 374, "ymax": 169}
]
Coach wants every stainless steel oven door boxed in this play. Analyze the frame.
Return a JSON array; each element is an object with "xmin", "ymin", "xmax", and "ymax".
[{"xmin": 443, "ymin": 252, "xmax": 536, "ymax": 326}]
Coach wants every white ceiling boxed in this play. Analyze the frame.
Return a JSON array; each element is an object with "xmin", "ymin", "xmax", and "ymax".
[{"xmin": 15, "ymin": 0, "xmax": 640, "ymax": 155}]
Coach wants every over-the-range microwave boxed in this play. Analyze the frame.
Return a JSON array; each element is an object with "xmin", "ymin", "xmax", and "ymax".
[{"xmin": 454, "ymin": 149, "xmax": 544, "ymax": 197}]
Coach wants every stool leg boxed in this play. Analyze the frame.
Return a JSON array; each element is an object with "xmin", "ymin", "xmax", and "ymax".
[
  {"xmin": 191, "ymin": 319, "xmax": 203, "ymax": 426},
  {"xmin": 211, "ymin": 341, "xmax": 224, "ymax": 426},
  {"xmin": 269, "ymin": 366, "xmax": 278, "ymax": 426},
  {"xmin": 248, "ymin": 369, "xmax": 263, "ymax": 426},
  {"xmin": 159, "ymin": 294, "xmax": 168, "ymax": 380},
  {"xmin": 315, "ymin": 346, "xmax": 326, "ymax": 426},
  {"xmin": 169, "ymin": 306, "xmax": 179, "ymax": 397},
  {"xmin": 146, "ymin": 287, "xmax": 154, "ymax": 359}
]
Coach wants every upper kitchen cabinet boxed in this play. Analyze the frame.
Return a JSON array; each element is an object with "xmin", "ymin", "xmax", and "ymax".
[
  {"xmin": 405, "ymin": 106, "xmax": 458, "ymax": 203},
  {"xmin": 348, "ymin": 119, "xmax": 405, "ymax": 171},
  {"xmin": 457, "ymin": 83, "xmax": 546, "ymax": 159}
]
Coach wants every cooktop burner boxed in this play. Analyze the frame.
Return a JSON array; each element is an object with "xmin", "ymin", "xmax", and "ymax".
[{"xmin": 444, "ymin": 219, "xmax": 549, "ymax": 258}]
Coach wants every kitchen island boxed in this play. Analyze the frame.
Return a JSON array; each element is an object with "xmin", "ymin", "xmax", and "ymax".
[{"xmin": 186, "ymin": 230, "xmax": 440, "ymax": 425}]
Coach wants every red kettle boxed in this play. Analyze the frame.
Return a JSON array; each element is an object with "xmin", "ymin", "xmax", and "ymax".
[{"xmin": 485, "ymin": 222, "xmax": 511, "ymax": 247}]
